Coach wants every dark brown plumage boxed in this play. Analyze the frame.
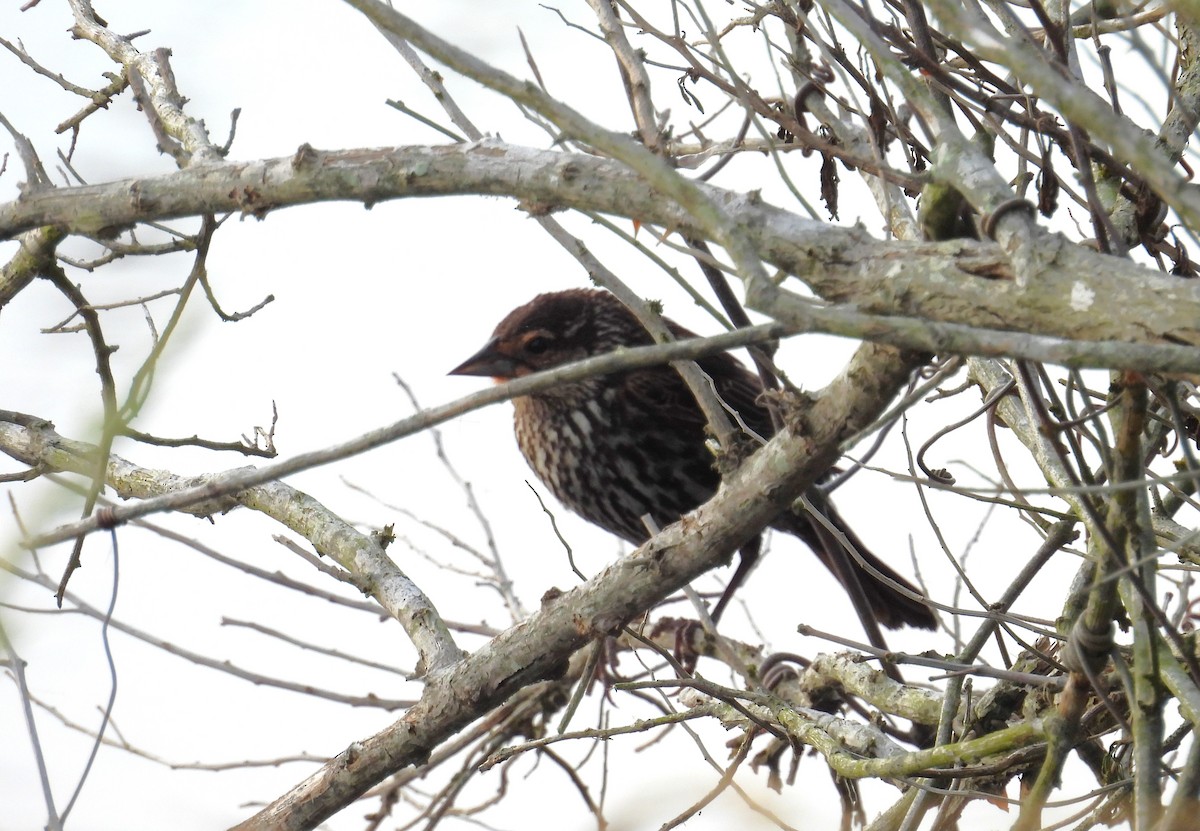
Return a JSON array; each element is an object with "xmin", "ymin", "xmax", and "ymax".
[{"xmin": 450, "ymin": 289, "xmax": 935, "ymax": 629}]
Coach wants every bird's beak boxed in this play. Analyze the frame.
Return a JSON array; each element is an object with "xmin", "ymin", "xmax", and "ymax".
[{"xmin": 449, "ymin": 338, "xmax": 521, "ymax": 379}]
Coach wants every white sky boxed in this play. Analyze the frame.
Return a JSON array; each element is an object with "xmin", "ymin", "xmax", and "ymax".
[{"xmin": 0, "ymin": 2, "xmax": 1093, "ymax": 829}]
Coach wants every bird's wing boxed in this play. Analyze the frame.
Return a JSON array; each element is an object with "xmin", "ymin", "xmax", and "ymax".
[
  {"xmin": 618, "ymin": 367, "xmax": 710, "ymax": 432},
  {"xmin": 616, "ymin": 349, "xmax": 774, "ymax": 441},
  {"xmin": 698, "ymin": 351, "xmax": 775, "ymax": 440},
  {"xmin": 660, "ymin": 318, "xmax": 775, "ymax": 439}
]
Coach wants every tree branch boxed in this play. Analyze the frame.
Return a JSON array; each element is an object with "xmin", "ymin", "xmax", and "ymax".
[
  {"xmin": 229, "ymin": 342, "xmax": 922, "ymax": 831},
  {"xmin": 3, "ymin": 144, "xmax": 1198, "ymax": 369}
]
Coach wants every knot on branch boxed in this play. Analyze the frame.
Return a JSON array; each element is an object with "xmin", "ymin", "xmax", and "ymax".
[
  {"xmin": 711, "ymin": 426, "xmax": 764, "ymax": 478},
  {"xmin": 763, "ymin": 389, "xmax": 819, "ymax": 436},
  {"xmin": 1061, "ymin": 617, "xmax": 1115, "ymax": 677},
  {"xmin": 980, "ymin": 198, "xmax": 1037, "ymax": 240},
  {"xmin": 94, "ymin": 506, "xmax": 121, "ymax": 530}
]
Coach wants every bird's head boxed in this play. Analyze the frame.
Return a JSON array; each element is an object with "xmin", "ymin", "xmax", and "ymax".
[{"xmin": 450, "ymin": 289, "xmax": 645, "ymax": 382}]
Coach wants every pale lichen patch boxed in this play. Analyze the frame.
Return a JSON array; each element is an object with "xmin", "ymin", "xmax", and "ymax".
[{"xmin": 1069, "ymin": 281, "xmax": 1095, "ymax": 312}]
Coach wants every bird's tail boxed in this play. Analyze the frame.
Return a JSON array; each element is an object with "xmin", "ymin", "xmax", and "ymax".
[{"xmin": 775, "ymin": 494, "xmax": 937, "ymax": 631}]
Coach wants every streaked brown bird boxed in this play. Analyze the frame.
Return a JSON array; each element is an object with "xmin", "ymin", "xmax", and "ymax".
[{"xmin": 451, "ymin": 289, "xmax": 935, "ymax": 629}]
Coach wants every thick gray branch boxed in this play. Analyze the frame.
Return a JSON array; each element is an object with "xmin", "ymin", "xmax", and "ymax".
[
  {"xmin": 2, "ymin": 143, "xmax": 1197, "ymax": 366},
  {"xmin": 0, "ymin": 417, "xmax": 465, "ymax": 673},
  {"xmin": 229, "ymin": 343, "xmax": 922, "ymax": 831}
]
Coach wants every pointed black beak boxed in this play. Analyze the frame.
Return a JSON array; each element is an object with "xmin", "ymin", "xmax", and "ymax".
[{"xmin": 449, "ymin": 338, "xmax": 521, "ymax": 379}]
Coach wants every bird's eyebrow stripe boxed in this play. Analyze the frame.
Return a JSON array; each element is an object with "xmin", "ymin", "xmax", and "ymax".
[{"xmin": 518, "ymin": 329, "xmax": 553, "ymax": 342}]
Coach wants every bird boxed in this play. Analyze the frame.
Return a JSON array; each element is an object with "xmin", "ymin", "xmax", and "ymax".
[{"xmin": 450, "ymin": 288, "xmax": 936, "ymax": 630}]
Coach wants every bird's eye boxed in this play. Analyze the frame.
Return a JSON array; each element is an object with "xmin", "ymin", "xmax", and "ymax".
[{"xmin": 525, "ymin": 336, "xmax": 551, "ymax": 355}]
